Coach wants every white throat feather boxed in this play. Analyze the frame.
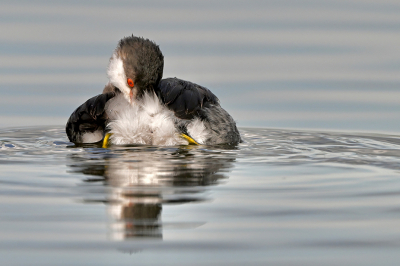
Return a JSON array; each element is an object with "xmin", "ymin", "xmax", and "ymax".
[{"xmin": 107, "ymin": 53, "xmax": 132, "ymax": 103}]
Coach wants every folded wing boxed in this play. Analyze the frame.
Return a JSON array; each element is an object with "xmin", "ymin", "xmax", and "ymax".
[
  {"xmin": 66, "ymin": 92, "xmax": 116, "ymax": 143},
  {"xmin": 157, "ymin": 78, "xmax": 219, "ymax": 120}
]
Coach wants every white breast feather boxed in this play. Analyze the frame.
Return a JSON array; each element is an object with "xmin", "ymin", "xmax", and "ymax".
[
  {"xmin": 81, "ymin": 130, "xmax": 103, "ymax": 143},
  {"xmin": 187, "ymin": 118, "xmax": 208, "ymax": 145},
  {"xmin": 106, "ymin": 93, "xmax": 188, "ymax": 146}
]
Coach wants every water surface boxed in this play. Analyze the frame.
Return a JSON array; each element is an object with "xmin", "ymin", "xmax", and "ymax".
[{"xmin": 1, "ymin": 126, "xmax": 400, "ymax": 265}]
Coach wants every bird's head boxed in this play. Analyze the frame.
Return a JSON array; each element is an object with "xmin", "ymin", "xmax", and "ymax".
[{"xmin": 107, "ymin": 35, "xmax": 164, "ymax": 103}]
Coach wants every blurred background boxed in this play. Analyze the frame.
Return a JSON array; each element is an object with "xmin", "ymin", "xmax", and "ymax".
[{"xmin": 1, "ymin": 0, "xmax": 399, "ymax": 133}]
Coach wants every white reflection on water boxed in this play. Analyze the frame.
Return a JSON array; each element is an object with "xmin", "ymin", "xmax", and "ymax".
[{"xmin": 67, "ymin": 142, "xmax": 236, "ymax": 240}]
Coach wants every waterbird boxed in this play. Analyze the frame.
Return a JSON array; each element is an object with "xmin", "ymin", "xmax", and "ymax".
[{"xmin": 66, "ymin": 35, "xmax": 241, "ymax": 147}]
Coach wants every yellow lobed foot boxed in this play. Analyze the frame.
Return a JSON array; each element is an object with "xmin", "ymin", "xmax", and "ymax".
[
  {"xmin": 102, "ymin": 133, "xmax": 113, "ymax": 148},
  {"xmin": 180, "ymin": 133, "xmax": 199, "ymax": 145}
]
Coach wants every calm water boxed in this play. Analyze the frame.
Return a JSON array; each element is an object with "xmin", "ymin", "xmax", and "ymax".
[
  {"xmin": 1, "ymin": 0, "xmax": 400, "ymax": 132},
  {"xmin": 1, "ymin": 126, "xmax": 400, "ymax": 265}
]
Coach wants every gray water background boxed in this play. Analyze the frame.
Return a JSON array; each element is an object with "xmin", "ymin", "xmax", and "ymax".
[
  {"xmin": 1, "ymin": 0, "xmax": 400, "ymax": 133},
  {"xmin": 1, "ymin": 1, "xmax": 400, "ymax": 265}
]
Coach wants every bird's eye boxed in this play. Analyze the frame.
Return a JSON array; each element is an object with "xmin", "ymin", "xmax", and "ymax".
[{"xmin": 127, "ymin": 78, "xmax": 134, "ymax": 88}]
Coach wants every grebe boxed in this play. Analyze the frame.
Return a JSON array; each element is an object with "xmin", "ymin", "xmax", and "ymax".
[{"xmin": 66, "ymin": 35, "xmax": 240, "ymax": 146}]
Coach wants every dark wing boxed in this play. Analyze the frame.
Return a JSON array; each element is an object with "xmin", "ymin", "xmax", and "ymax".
[
  {"xmin": 156, "ymin": 78, "xmax": 219, "ymax": 120},
  {"xmin": 66, "ymin": 92, "xmax": 115, "ymax": 143}
]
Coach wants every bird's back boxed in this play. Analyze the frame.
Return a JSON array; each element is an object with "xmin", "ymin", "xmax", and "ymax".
[{"xmin": 157, "ymin": 78, "xmax": 241, "ymax": 145}]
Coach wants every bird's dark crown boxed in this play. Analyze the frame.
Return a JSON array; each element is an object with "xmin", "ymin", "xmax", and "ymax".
[{"xmin": 116, "ymin": 35, "xmax": 164, "ymax": 97}]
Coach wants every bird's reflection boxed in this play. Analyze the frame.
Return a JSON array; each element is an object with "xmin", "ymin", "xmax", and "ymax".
[{"xmin": 68, "ymin": 145, "xmax": 237, "ymax": 240}]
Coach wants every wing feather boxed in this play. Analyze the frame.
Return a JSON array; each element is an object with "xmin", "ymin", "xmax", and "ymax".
[
  {"xmin": 157, "ymin": 78, "xmax": 219, "ymax": 120},
  {"xmin": 66, "ymin": 91, "xmax": 116, "ymax": 143}
]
